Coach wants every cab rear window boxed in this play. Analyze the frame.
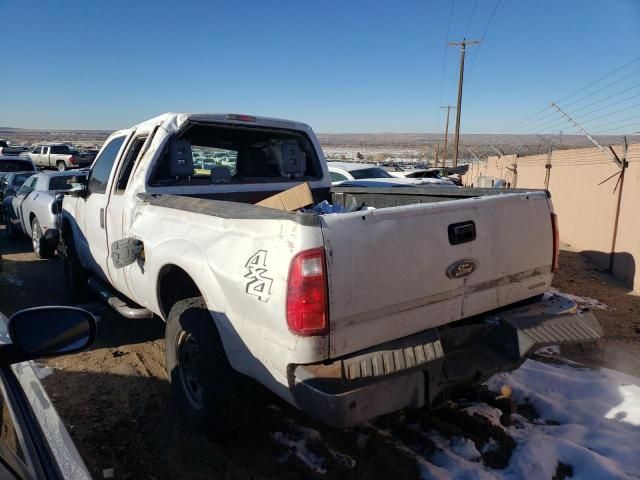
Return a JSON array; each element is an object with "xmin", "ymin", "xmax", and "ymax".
[{"xmin": 150, "ymin": 123, "xmax": 323, "ymax": 186}]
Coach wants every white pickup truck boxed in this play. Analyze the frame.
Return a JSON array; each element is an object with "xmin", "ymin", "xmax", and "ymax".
[
  {"xmin": 21, "ymin": 144, "xmax": 94, "ymax": 171},
  {"xmin": 60, "ymin": 113, "xmax": 602, "ymax": 434}
]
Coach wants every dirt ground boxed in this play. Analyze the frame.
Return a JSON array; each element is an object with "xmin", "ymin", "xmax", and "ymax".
[{"xmin": 1, "ymin": 230, "xmax": 638, "ymax": 480}]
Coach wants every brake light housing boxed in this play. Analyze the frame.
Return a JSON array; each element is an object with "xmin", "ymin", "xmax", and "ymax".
[
  {"xmin": 69, "ymin": 155, "xmax": 77, "ymax": 164},
  {"xmin": 551, "ymin": 212, "xmax": 560, "ymax": 273},
  {"xmin": 286, "ymin": 247, "xmax": 328, "ymax": 336},
  {"xmin": 226, "ymin": 113, "xmax": 257, "ymax": 122}
]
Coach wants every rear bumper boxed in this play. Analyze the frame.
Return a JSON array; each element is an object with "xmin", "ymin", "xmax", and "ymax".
[{"xmin": 291, "ymin": 293, "xmax": 602, "ymax": 428}]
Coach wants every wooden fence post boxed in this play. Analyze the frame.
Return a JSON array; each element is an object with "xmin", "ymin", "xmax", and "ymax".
[{"xmin": 544, "ymin": 147, "xmax": 552, "ymax": 190}]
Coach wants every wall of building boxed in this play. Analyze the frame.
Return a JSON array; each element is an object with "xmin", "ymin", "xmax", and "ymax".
[{"xmin": 462, "ymin": 143, "xmax": 640, "ymax": 290}]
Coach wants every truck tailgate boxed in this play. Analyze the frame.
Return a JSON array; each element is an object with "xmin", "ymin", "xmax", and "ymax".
[{"xmin": 321, "ymin": 191, "xmax": 554, "ymax": 358}]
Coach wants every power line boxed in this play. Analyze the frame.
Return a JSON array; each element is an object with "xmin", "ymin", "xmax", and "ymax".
[
  {"xmin": 588, "ymin": 114, "xmax": 640, "ymax": 132},
  {"xmin": 506, "ymin": 106, "xmax": 555, "ymax": 133},
  {"xmin": 464, "ymin": 0, "xmax": 479, "ymax": 38},
  {"xmin": 590, "ymin": 119, "xmax": 640, "ymax": 134},
  {"xmin": 466, "ymin": 0, "xmax": 503, "ymax": 79},
  {"xmin": 522, "ymin": 87, "xmax": 640, "ymax": 134},
  {"xmin": 438, "ymin": 0, "xmax": 456, "ymax": 108},
  {"xmin": 516, "ymin": 109, "xmax": 565, "ymax": 133},
  {"xmin": 556, "ymin": 56, "xmax": 640, "ymax": 104},
  {"xmin": 562, "ymin": 68, "xmax": 640, "ymax": 109},
  {"xmin": 524, "ymin": 90, "xmax": 640, "ymax": 135},
  {"xmin": 505, "ymin": 57, "xmax": 640, "ymax": 133},
  {"xmin": 580, "ymin": 102, "xmax": 640, "ymax": 126},
  {"xmin": 570, "ymin": 91, "xmax": 640, "ymax": 120},
  {"xmin": 569, "ymin": 82, "xmax": 640, "ymax": 115}
]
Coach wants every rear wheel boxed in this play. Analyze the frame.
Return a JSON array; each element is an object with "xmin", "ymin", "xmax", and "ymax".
[
  {"xmin": 166, "ymin": 297, "xmax": 256, "ymax": 437},
  {"xmin": 60, "ymin": 226, "xmax": 90, "ymax": 302},
  {"xmin": 31, "ymin": 217, "xmax": 54, "ymax": 259},
  {"xmin": 57, "ymin": 161, "xmax": 67, "ymax": 171}
]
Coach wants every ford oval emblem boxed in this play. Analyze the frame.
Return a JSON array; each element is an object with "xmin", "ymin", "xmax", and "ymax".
[{"xmin": 446, "ymin": 259, "xmax": 477, "ymax": 279}]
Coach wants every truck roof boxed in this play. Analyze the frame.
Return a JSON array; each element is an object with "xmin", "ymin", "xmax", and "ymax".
[{"xmin": 125, "ymin": 112, "xmax": 313, "ymax": 136}]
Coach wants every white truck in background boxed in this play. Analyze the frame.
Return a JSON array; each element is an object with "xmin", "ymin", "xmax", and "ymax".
[
  {"xmin": 21, "ymin": 144, "xmax": 94, "ymax": 171},
  {"xmin": 60, "ymin": 112, "xmax": 602, "ymax": 434}
]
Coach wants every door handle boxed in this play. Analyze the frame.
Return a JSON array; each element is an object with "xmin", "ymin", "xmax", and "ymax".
[
  {"xmin": 100, "ymin": 208, "xmax": 105, "ymax": 229},
  {"xmin": 448, "ymin": 221, "xmax": 476, "ymax": 245}
]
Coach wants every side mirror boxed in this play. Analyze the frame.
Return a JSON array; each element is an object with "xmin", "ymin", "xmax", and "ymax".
[
  {"xmin": 68, "ymin": 184, "xmax": 87, "ymax": 198},
  {"xmin": 67, "ymin": 176, "xmax": 88, "ymax": 198},
  {"xmin": 1, "ymin": 306, "xmax": 96, "ymax": 364},
  {"xmin": 4, "ymin": 188, "xmax": 15, "ymax": 197}
]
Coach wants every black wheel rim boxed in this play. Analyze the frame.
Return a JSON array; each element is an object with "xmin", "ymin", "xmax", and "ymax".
[{"xmin": 177, "ymin": 331, "xmax": 204, "ymax": 409}]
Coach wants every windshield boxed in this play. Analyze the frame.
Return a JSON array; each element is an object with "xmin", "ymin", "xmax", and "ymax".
[
  {"xmin": 0, "ymin": 159, "xmax": 35, "ymax": 172},
  {"xmin": 349, "ymin": 167, "xmax": 393, "ymax": 179},
  {"xmin": 13, "ymin": 173, "xmax": 33, "ymax": 187}
]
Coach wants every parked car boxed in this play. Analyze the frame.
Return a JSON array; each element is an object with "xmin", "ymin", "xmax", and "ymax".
[
  {"xmin": 0, "ymin": 140, "xmax": 29, "ymax": 156},
  {"xmin": 388, "ymin": 168, "xmax": 464, "ymax": 186},
  {"xmin": 5, "ymin": 171, "xmax": 84, "ymax": 258},
  {"xmin": 0, "ymin": 305, "xmax": 95, "ymax": 479},
  {"xmin": 0, "ymin": 172, "xmax": 35, "ymax": 223},
  {"xmin": 60, "ymin": 112, "xmax": 602, "ymax": 435},
  {"xmin": 329, "ymin": 162, "xmax": 455, "ymax": 187},
  {"xmin": 20, "ymin": 144, "xmax": 93, "ymax": 171},
  {"xmin": 0, "ymin": 156, "xmax": 37, "ymax": 176}
]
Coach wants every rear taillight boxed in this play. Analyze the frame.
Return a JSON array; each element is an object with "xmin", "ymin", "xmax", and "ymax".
[
  {"xmin": 69, "ymin": 155, "xmax": 77, "ymax": 164},
  {"xmin": 286, "ymin": 247, "xmax": 328, "ymax": 336},
  {"xmin": 551, "ymin": 212, "xmax": 560, "ymax": 273}
]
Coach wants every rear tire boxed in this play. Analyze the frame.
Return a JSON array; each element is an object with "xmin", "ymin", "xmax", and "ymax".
[
  {"xmin": 60, "ymin": 227, "xmax": 90, "ymax": 302},
  {"xmin": 57, "ymin": 161, "xmax": 67, "ymax": 171},
  {"xmin": 31, "ymin": 217, "xmax": 54, "ymax": 259},
  {"xmin": 165, "ymin": 297, "xmax": 256, "ymax": 437}
]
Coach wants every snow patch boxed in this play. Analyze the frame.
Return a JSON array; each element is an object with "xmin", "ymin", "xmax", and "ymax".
[
  {"xmin": 271, "ymin": 431, "xmax": 327, "ymax": 474},
  {"xmin": 548, "ymin": 287, "xmax": 610, "ymax": 310},
  {"xmin": 271, "ymin": 421, "xmax": 356, "ymax": 474},
  {"xmin": 376, "ymin": 359, "xmax": 640, "ymax": 480}
]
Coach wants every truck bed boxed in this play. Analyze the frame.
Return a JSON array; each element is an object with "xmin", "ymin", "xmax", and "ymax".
[{"xmin": 140, "ymin": 186, "xmax": 554, "ymax": 361}]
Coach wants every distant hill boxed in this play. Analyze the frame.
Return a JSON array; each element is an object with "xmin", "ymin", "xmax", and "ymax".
[{"xmin": 1, "ymin": 127, "xmax": 637, "ymax": 161}]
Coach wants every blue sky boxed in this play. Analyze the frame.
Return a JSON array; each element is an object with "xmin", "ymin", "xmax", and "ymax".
[{"xmin": 1, "ymin": 0, "xmax": 639, "ymax": 133}]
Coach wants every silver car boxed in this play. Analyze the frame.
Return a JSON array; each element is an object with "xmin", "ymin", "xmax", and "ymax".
[{"xmin": 4, "ymin": 171, "xmax": 86, "ymax": 258}]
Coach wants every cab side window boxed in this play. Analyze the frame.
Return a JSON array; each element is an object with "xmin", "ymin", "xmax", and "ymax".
[
  {"xmin": 115, "ymin": 135, "xmax": 147, "ymax": 192},
  {"xmin": 330, "ymin": 171, "xmax": 349, "ymax": 182},
  {"xmin": 88, "ymin": 136, "xmax": 126, "ymax": 195}
]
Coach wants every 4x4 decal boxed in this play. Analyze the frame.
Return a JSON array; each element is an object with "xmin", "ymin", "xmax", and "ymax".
[{"xmin": 244, "ymin": 250, "xmax": 273, "ymax": 302}]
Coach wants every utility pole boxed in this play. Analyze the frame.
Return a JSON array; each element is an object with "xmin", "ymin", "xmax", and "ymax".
[
  {"xmin": 434, "ymin": 140, "xmax": 440, "ymax": 166},
  {"xmin": 447, "ymin": 39, "xmax": 481, "ymax": 166},
  {"xmin": 440, "ymin": 106, "xmax": 455, "ymax": 168}
]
